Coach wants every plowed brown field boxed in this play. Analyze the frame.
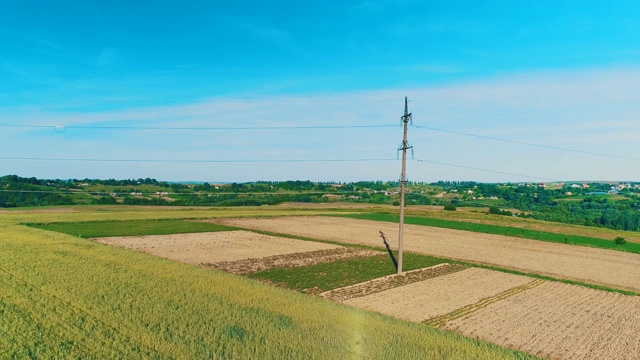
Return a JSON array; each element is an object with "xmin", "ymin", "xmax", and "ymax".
[
  {"xmin": 203, "ymin": 247, "xmax": 382, "ymax": 275},
  {"xmin": 94, "ymin": 230, "xmax": 341, "ymax": 265},
  {"xmin": 445, "ymin": 281, "xmax": 640, "ymax": 360},
  {"xmin": 217, "ymin": 216, "xmax": 640, "ymax": 292},
  {"xmin": 342, "ymin": 267, "xmax": 533, "ymax": 322}
]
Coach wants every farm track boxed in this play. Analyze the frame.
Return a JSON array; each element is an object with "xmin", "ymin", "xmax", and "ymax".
[
  {"xmin": 319, "ymin": 263, "xmax": 466, "ymax": 302},
  {"xmin": 424, "ymin": 279, "xmax": 546, "ymax": 327},
  {"xmin": 218, "ymin": 216, "xmax": 640, "ymax": 292},
  {"xmin": 202, "ymin": 247, "xmax": 383, "ymax": 275}
]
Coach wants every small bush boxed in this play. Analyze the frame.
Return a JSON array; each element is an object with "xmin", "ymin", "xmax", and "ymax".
[
  {"xmin": 443, "ymin": 203, "xmax": 457, "ymax": 211},
  {"xmin": 614, "ymin": 237, "xmax": 627, "ymax": 245},
  {"xmin": 489, "ymin": 206, "xmax": 513, "ymax": 216}
]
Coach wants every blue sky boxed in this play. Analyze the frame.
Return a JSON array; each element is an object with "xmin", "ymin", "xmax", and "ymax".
[{"xmin": 1, "ymin": 1, "xmax": 640, "ymax": 182}]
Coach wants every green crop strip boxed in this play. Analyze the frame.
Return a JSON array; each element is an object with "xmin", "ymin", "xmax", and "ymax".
[
  {"xmin": 339, "ymin": 213, "xmax": 640, "ymax": 254},
  {"xmin": 250, "ymin": 252, "xmax": 448, "ymax": 293},
  {"xmin": 27, "ymin": 219, "xmax": 237, "ymax": 238}
]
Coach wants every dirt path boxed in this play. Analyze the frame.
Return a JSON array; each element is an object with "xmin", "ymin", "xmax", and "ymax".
[
  {"xmin": 341, "ymin": 268, "xmax": 533, "ymax": 322},
  {"xmin": 445, "ymin": 281, "xmax": 640, "ymax": 360},
  {"xmin": 217, "ymin": 216, "xmax": 640, "ymax": 292},
  {"xmin": 93, "ymin": 230, "xmax": 341, "ymax": 265}
]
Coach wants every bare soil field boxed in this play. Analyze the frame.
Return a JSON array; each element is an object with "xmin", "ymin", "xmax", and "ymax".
[
  {"xmin": 320, "ymin": 263, "xmax": 466, "ymax": 302},
  {"xmin": 203, "ymin": 247, "xmax": 382, "ymax": 275},
  {"xmin": 341, "ymin": 268, "xmax": 533, "ymax": 322},
  {"xmin": 217, "ymin": 216, "xmax": 640, "ymax": 292},
  {"xmin": 445, "ymin": 281, "xmax": 640, "ymax": 360},
  {"xmin": 93, "ymin": 230, "xmax": 341, "ymax": 265}
]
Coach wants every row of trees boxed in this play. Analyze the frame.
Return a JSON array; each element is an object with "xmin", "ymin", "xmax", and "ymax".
[{"xmin": 438, "ymin": 181, "xmax": 640, "ymax": 231}]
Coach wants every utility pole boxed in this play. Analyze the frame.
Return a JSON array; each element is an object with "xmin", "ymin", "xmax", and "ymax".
[{"xmin": 397, "ymin": 97, "xmax": 412, "ymax": 275}]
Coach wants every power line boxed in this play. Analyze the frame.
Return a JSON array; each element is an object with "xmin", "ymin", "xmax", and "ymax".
[
  {"xmin": 0, "ymin": 97, "xmax": 401, "ymax": 104},
  {"xmin": 413, "ymin": 158, "xmax": 560, "ymax": 182},
  {"xmin": 409, "ymin": 100, "xmax": 560, "ymax": 126},
  {"xmin": 0, "ymin": 189, "xmax": 347, "ymax": 196},
  {"xmin": 413, "ymin": 125, "xmax": 640, "ymax": 162},
  {"xmin": 0, "ymin": 123, "xmax": 397, "ymax": 132},
  {"xmin": 0, "ymin": 156, "xmax": 397, "ymax": 163}
]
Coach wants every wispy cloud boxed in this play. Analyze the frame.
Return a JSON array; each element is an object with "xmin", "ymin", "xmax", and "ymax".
[
  {"xmin": 352, "ymin": 1, "xmax": 385, "ymax": 12},
  {"xmin": 31, "ymin": 36, "xmax": 65, "ymax": 53},
  {"xmin": 220, "ymin": 16, "xmax": 294, "ymax": 49},
  {"xmin": 96, "ymin": 48, "xmax": 118, "ymax": 67},
  {"xmin": 3, "ymin": 66, "xmax": 639, "ymax": 181},
  {"xmin": 412, "ymin": 64, "xmax": 465, "ymax": 74},
  {"xmin": 0, "ymin": 61, "xmax": 60, "ymax": 86}
]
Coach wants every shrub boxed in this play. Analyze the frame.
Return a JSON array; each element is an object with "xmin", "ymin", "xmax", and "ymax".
[
  {"xmin": 489, "ymin": 206, "xmax": 512, "ymax": 216},
  {"xmin": 614, "ymin": 237, "xmax": 627, "ymax": 245},
  {"xmin": 443, "ymin": 203, "xmax": 457, "ymax": 211}
]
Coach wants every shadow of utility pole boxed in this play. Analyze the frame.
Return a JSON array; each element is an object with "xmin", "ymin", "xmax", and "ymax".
[{"xmin": 379, "ymin": 231, "xmax": 398, "ymax": 271}]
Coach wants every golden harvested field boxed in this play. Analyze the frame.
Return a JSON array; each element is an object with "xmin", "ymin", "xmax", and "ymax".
[
  {"xmin": 94, "ymin": 230, "xmax": 341, "ymax": 265},
  {"xmin": 218, "ymin": 216, "xmax": 640, "ymax": 292},
  {"xmin": 342, "ymin": 267, "xmax": 533, "ymax": 322},
  {"xmin": 445, "ymin": 281, "xmax": 640, "ymax": 360}
]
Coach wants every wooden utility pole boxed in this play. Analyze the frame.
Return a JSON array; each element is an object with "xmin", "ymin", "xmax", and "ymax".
[{"xmin": 397, "ymin": 97, "xmax": 412, "ymax": 275}]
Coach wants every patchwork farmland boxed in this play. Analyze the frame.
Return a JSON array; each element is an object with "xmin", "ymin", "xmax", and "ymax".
[
  {"xmin": 4, "ymin": 207, "xmax": 541, "ymax": 359},
  {"xmin": 213, "ymin": 215, "xmax": 640, "ymax": 359},
  {"xmin": 3, "ymin": 205, "xmax": 639, "ymax": 359},
  {"xmin": 217, "ymin": 216, "xmax": 640, "ymax": 293},
  {"xmin": 93, "ymin": 213, "xmax": 640, "ymax": 359}
]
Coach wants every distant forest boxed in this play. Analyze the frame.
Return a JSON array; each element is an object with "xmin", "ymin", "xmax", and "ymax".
[{"xmin": 2, "ymin": 175, "xmax": 640, "ymax": 232}]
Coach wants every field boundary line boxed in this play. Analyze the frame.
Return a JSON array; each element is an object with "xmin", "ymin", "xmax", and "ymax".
[
  {"xmin": 319, "ymin": 263, "xmax": 466, "ymax": 302},
  {"xmin": 424, "ymin": 279, "xmax": 546, "ymax": 327}
]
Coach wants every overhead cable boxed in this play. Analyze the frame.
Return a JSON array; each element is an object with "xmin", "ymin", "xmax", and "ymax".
[
  {"xmin": 413, "ymin": 125, "xmax": 640, "ymax": 162},
  {"xmin": 409, "ymin": 100, "xmax": 560, "ymax": 125},
  {"xmin": 413, "ymin": 158, "xmax": 559, "ymax": 182},
  {"xmin": 0, "ymin": 123, "xmax": 397, "ymax": 131},
  {"xmin": 0, "ymin": 156, "xmax": 397, "ymax": 163}
]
